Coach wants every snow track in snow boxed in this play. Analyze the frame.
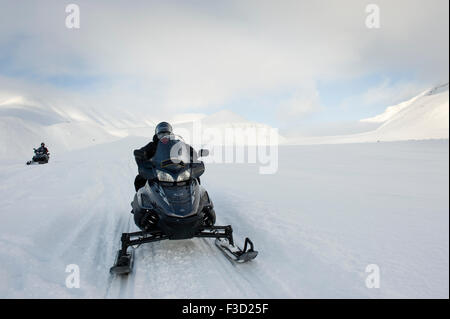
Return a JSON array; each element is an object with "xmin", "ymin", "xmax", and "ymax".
[{"xmin": 0, "ymin": 138, "xmax": 448, "ymax": 298}]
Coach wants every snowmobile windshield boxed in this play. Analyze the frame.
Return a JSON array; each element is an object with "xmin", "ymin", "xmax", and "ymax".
[{"xmin": 151, "ymin": 135, "xmax": 193, "ymax": 182}]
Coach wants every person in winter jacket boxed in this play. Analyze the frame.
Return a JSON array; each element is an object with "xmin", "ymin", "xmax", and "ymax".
[
  {"xmin": 133, "ymin": 122, "xmax": 198, "ymax": 191},
  {"xmin": 35, "ymin": 142, "xmax": 49, "ymax": 154}
]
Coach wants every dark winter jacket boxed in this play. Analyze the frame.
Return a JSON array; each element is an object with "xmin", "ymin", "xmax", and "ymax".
[
  {"xmin": 137, "ymin": 134, "xmax": 160, "ymax": 161},
  {"xmin": 36, "ymin": 146, "xmax": 49, "ymax": 154}
]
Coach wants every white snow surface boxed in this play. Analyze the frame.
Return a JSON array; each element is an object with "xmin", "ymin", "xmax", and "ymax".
[
  {"xmin": 0, "ymin": 138, "xmax": 448, "ymax": 298},
  {"xmin": 0, "ymin": 84, "xmax": 449, "ymax": 298}
]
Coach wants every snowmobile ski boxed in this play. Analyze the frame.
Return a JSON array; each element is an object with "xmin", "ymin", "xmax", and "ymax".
[
  {"xmin": 215, "ymin": 237, "xmax": 258, "ymax": 263},
  {"xmin": 26, "ymin": 152, "xmax": 49, "ymax": 165},
  {"xmin": 110, "ymin": 248, "xmax": 134, "ymax": 275}
]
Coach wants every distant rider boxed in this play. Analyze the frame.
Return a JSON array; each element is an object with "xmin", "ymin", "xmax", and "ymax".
[
  {"xmin": 35, "ymin": 142, "xmax": 49, "ymax": 155},
  {"xmin": 133, "ymin": 122, "xmax": 197, "ymax": 191}
]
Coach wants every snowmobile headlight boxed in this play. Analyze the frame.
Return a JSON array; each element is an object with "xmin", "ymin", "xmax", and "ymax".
[
  {"xmin": 156, "ymin": 170, "xmax": 174, "ymax": 182},
  {"xmin": 176, "ymin": 169, "xmax": 191, "ymax": 182}
]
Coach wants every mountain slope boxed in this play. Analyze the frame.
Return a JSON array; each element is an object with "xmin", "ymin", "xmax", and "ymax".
[
  {"xmin": 361, "ymin": 92, "xmax": 427, "ymax": 124},
  {"xmin": 369, "ymin": 84, "xmax": 449, "ymax": 140},
  {"xmin": 289, "ymin": 83, "xmax": 449, "ymax": 144},
  {"xmin": 0, "ymin": 93, "xmax": 285, "ymax": 160},
  {"xmin": 360, "ymin": 83, "xmax": 449, "ymax": 139}
]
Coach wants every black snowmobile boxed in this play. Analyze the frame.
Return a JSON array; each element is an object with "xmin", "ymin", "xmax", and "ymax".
[
  {"xmin": 26, "ymin": 148, "xmax": 50, "ymax": 165},
  {"xmin": 110, "ymin": 135, "xmax": 258, "ymax": 275}
]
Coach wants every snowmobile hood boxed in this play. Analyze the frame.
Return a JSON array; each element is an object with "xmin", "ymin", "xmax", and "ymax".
[
  {"xmin": 142, "ymin": 179, "xmax": 201, "ymax": 218},
  {"xmin": 160, "ymin": 184, "xmax": 195, "ymax": 217}
]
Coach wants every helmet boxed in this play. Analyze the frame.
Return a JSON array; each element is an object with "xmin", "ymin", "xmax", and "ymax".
[
  {"xmin": 41, "ymin": 142, "xmax": 45, "ymax": 147},
  {"xmin": 155, "ymin": 122, "xmax": 173, "ymax": 139}
]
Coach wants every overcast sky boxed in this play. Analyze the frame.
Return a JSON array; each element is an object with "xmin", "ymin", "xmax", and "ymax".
[{"xmin": 0, "ymin": 0, "xmax": 448, "ymax": 133}]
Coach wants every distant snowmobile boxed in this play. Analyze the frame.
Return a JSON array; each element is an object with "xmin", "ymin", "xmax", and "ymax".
[
  {"xmin": 26, "ymin": 144, "xmax": 50, "ymax": 165},
  {"xmin": 110, "ymin": 134, "xmax": 258, "ymax": 275}
]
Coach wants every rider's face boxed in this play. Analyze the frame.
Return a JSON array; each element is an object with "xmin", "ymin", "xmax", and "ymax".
[{"xmin": 157, "ymin": 132, "xmax": 169, "ymax": 139}]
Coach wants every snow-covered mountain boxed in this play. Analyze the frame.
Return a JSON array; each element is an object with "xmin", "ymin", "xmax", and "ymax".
[
  {"xmin": 0, "ymin": 96, "xmax": 122, "ymax": 160},
  {"xmin": 360, "ymin": 83, "xmax": 449, "ymax": 140},
  {"xmin": 289, "ymin": 83, "xmax": 449, "ymax": 144},
  {"xmin": 1, "ymin": 82, "xmax": 448, "ymax": 160},
  {"xmin": 0, "ymin": 92, "xmax": 283, "ymax": 160},
  {"xmin": 360, "ymin": 93, "xmax": 427, "ymax": 124}
]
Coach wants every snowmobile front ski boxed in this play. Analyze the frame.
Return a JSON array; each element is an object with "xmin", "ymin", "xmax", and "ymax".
[
  {"xmin": 110, "ymin": 248, "xmax": 134, "ymax": 275},
  {"xmin": 110, "ymin": 225, "xmax": 257, "ymax": 275},
  {"xmin": 26, "ymin": 158, "xmax": 49, "ymax": 165},
  {"xmin": 215, "ymin": 237, "xmax": 258, "ymax": 263},
  {"xmin": 109, "ymin": 230, "xmax": 165, "ymax": 275}
]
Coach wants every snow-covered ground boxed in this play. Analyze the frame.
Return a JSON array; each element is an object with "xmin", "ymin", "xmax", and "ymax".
[{"xmin": 0, "ymin": 138, "xmax": 447, "ymax": 298}]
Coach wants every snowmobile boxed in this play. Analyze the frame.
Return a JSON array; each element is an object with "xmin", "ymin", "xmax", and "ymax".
[
  {"xmin": 26, "ymin": 149, "xmax": 50, "ymax": 165},
  {"xmin": 110, "ymin": 135, "xmax": 258, "ymax": 275}
]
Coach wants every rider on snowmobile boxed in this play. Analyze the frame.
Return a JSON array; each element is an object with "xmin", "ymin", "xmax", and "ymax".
[
  {"xmin": 35, "ymin": 142, "xmax": 49, "ymax": 154},
  {"xmin": 133, "ymin": 122, "xmax": 198, "ymax": 191},
  {"xmin": 110, "ymin": 122, "xmax": 256, "ymax": 274}
]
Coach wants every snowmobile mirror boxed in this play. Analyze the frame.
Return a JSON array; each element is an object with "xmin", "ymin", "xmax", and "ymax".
[
  {"xmin": 199, "ymin": 149, "xmax": 209, "ymax": 157},
  {"xmin": 191, "ymin": 162, "xmax": 205, "ymax": 178}
]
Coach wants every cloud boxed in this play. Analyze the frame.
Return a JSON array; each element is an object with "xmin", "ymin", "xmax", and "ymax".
[
  {"xmin": 340, "ymin": 79, "xmax": 431, "ymax": 112},
  {"xmin": 0, "ymin": 0, "xmax": 448, "ymax": 124},
  {"xmin": 361, "ymin": 80, "xmax": 427, "ymax": 105},
  {"xmin": 277, "ymin": 86, "xmax": 322, "ymax": 121}
]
